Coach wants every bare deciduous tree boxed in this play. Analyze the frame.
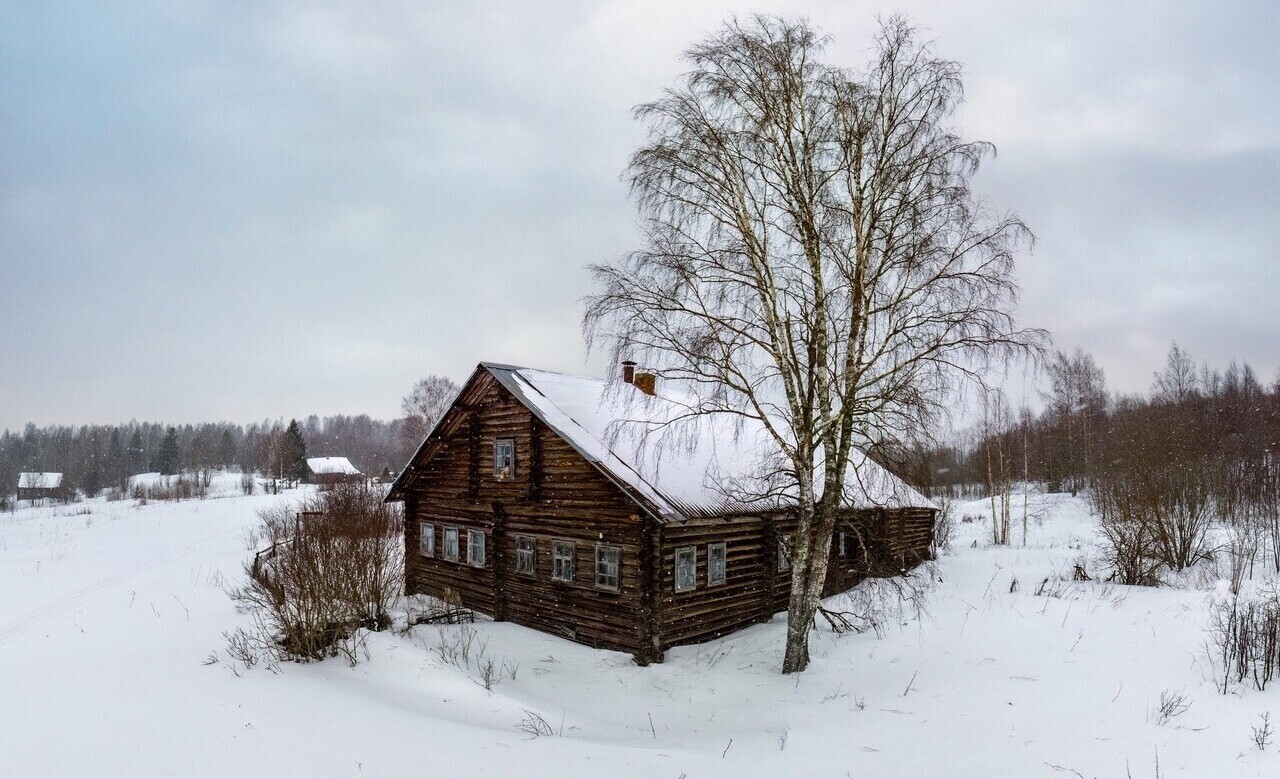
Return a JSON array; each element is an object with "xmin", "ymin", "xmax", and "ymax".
[
  {"xmin": 1044, "ymin": 349, "xmax": 1107, "ymax": 495},
  {"xmin": 585, "ymin": 15, "xmax": 1042, "ymax": 673},
  {"xmin": 401, "ymin": 375, "xmax": 460, "ymax": 450},
  {"xmin": 981, "ymin": 390, "xmax": 1014, "ymax": 546},
  {"xmin": 1152, "ymin": 342, "xmax": 1199, "ymax": 404}
]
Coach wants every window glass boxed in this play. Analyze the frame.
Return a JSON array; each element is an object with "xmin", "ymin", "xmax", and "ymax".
[
  {"xmin": 419, "ymin": 522, "xmax": 435, "ymax": 556},
  {"xmin": 443, "ymin": 527, "xmax": 459, "ymax": 561},
  {"xmin": 708, "ymin": 542, "xmax": 726, "ymax": 585},
  {"xmin": 468, "ymin": 529, "xmax": 486, "ymax": 566},
  {"xmin": 493, "ymin": 439, "xmax": 515, "ymax": 480},
  {"xmin": 595, "ymin": 546, "xmax": 621, "ymax": 591},
  {"xmin": 516, "ymin": 536, "xmax": 536, "ymax": 576},
  {"xmin": 778, "ymin": 537, "xmax": 791, "ymax": 571},
  {"xmin": 552, "ymin": 540, "xmax": 575, "ymax": 582},
  {"xmin": 675, "ymin": 546, "xmax": 697, "ymax": 592}
]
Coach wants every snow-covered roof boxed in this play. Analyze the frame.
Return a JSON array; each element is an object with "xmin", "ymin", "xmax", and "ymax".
[
  {"xmin": 18, "ymin": 472, "xmax": 63, "ymax": 489},
  {"xmin": 415, "ymin": 363, "xmax": 931, "ymax": 521},
  {"xmin": 307, "ymin": 457, "xmax": 361, "ymax": 476}
]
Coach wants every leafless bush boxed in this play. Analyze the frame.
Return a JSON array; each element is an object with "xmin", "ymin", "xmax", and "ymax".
[
  {"xmin": 1209, "ymin": 585, "xmax": 1280, "ymax": 693},
  {"xmin": 1253, "ymin": 712, "xmax": 1273, "ymax": 751},
  {"xmin": 818, "ymin": 564, "xmax": 936, "ymax": 637},
  {"xmin": 1225, "ymin": 522, "xmax": 1262, "ymax": 596},
  {"xmin": 515, "ymin": 710, "xmax": 555, "ymax": 738},
  {"xmin": 933, "ymin": 498, "xmax": 955, "ymax": 553},
  {"xmin": 240, "ymin": 472, "xmax": 256, "ymax": 496},
  {"xmin": 1152, "ymin": 688, "xmax": 1191, "ymax": 725},
  {"xmin": 131, "ymin": 474, "xmax": 209, "ymax": 502},
  {"xmin": 1092, "ymin": 477, "xmax": 1163, "ymax": 586},
  {"xmin": 226, "ymin": 483, "xmax": 403, "ymax": 664}
]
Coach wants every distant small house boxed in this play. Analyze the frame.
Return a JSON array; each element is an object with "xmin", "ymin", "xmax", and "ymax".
[
  {"xmin": 306, "ymin": 457, "xmax": 362, "ymax": 485},
  {"xmin": 387, "ymin": 361, "xmax": 937, "ymax": 665},
  {"xmin": 17, "ymin": 472, "xmax": 64, "ymax": 503}
]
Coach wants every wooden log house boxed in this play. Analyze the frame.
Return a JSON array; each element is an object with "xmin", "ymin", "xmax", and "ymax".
[
  {"xmin": 386, "ymin": 362, "xmax": 937, "ymax": 665},
  {"xmin": 17, "ymin": 472, "xmax": 64, "ymax": 503},
  {"xmin": 306, "ymin": 457, "xmax": 363, "ymax": 486}
]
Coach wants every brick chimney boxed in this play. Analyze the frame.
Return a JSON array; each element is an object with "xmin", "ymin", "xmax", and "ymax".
[{"xmin": 621, "ymin": 360, "xmax": 636, "ymax": 385}]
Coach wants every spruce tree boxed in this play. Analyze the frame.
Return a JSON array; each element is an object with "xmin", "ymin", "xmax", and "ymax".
[
  {"xmin": 127, "ymin": 429, "xmax": 145, "ymax": 475},
  {"xmin": 283, "ymin": 420, "xmax": 309, "ymax": 481},
  {"xmin": 157, "ymin": 427, "xmax": 180, "ymax": 476},
  {"xmin": 218, "ymin": 430, "xmax": 237, "ymax": 469}
]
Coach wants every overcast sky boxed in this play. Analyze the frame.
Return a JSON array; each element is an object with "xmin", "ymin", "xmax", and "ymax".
[{"xmin": 2, "ymin": 1, "xmax": 1277, "ymax": 431}]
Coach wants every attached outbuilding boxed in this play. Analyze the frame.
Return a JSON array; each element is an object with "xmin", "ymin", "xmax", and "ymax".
[
  {"xmin": 17, "ymin": 472, "xmax": 65, "ymax": 503},
  {"xmin": 306, "ymin": 457, "xmax": 363, "ymax": 486},
  {"xmin": 387, "ymin": 362, "xmax": 937, "ymax": 664}
]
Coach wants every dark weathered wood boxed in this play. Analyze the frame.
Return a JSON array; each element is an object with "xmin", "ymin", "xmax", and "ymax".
[{"xmin": 393, "ymin": 364, "xmax": 936, "ymax": 663}]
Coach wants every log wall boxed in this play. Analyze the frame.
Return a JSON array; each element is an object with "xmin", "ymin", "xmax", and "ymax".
[
  {"xmin": 397, "ymin": 365, "xmax": 936, "ymax": 663},
  {"xmin": 402, "ymin": 371, "xmax": 649, "ymax": 658}
]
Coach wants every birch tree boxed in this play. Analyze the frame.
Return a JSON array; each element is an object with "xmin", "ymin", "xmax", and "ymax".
[
  {"xmin": 400, "ymin": 375, "xmax": 460, "ymax": 451},
  {"xmin": 585, "ymin": 16, "xmax": 1042, "ymax": 673}
]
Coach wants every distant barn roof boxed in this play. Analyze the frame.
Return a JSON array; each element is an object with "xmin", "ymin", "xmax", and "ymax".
[
  {"xmin": 18, "ymin": 472, "xmax": 63, "ymax": 489},
  {"xmin": 392, "ymin": 362, "xmax": 933, "ymax": 521},
  {"xmin": 307, "ymin": 457, "xmax": 361, "ymax": 476}
]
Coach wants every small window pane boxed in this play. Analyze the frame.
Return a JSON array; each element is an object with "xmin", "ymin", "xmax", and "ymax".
[
  {"xmin": 468, "ymin": 529, "xmax": 486, "ymax": 567},
  {"xmin": 595, "ymin": 546, "xmax": 621, "ymax": 591},
  {"xmin": 443, "ymin": 527, "xmax": 460, "ymax": 561},
  {"xmin": 516, "ymin": 536, "xmax": 537, "ymax": 577},
  {"xmin": 778, "ymin": 537, "xmax": 791, "ymax": 571},
  {"xmin": 552, "ymin": 541, "xmax": 575, "ymax": 582},
  {"xmin": 708, "ymin": 542, "xmax": 726, "ymax": 585},
  {"xmin": 419, "ymin": 523, "xmax": 435, "ymax": 557},
  {"xmin": 675, "ymin": 546, "xmax": 696, "ymax": 592},
  {"xmin": 493, "ymin": 439, "xmax": 515, "ymax": 480}
]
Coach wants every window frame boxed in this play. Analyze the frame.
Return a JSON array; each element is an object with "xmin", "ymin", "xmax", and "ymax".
[
  {"xmin": 419, "ymin": 522, "xmax": 435, "ymax": 557},
  {"xmin": 493, "ymin": 438, "xmax": 516, "ymax": 481},
  {"xmin": 467, "ymin": 529, "xmax": 486, "ymax": 567},
  {"xmin": 674, "ymin": 545, "xmax": 697, "ymax": 593},
  {"xmin": 707, "ymin": 541, "xmax": 727, "ymax": 586},
  {"xmin": 594, "ymin": 544, "xmax": 621, "ymax": 592},
  {"xmin": 442, "ymin": 526, "xmax": 460, "ymax": 562},
  {"xmin": 551, "ymin": 539, "xmax": 576, "ymax": 583},
  {"xmin": 515, "ymin": 535, "xmax": 537, "ymax": 577}
]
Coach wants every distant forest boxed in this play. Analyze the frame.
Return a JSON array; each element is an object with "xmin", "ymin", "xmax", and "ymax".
[
  {"xmin": 911, "ymin": 345, "xmax": 1280, "ymax": 500},
  {"xmin": 0, "ymin": 415, "xmax": 416, "ymax": 498},
  {"xmin": 6, "ymin": 346, "xmax": 1280, "ymax": 505}
]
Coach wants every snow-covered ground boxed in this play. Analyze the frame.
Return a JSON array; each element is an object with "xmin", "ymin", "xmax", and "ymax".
[{"xmin": 1, "ymin": 480, "xmax": 1276, "ymax": 777}]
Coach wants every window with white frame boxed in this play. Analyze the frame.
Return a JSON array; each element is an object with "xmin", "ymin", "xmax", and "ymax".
[
  {"xmin": 552, "ymin": 540, "xmax": 575, "ymax": 582},
  {"xmin": 675, "ymin": 546, "xmax": 697, "ymax": 592},
  {"xmin": 778, "ymin": 536, "xmax": 791, "ymax": 571},
  {"xmin": 467, "ymin": 529, "xmax": 486, "ymax": 567},
  {"xmin": 493, "ymin": 438, "xmax": 515, "ymax": 480},
  {"xmin": 419, "ymin": 522, "xmax": 435, "ymax": 557},
  {"xmin": 515, "ymin": 535, "xmax": 536, "ymax": 577},
  {"xmin": 595, "ymin": 545, "xmax": 621, "ymax": 591},
  {"xmin": 443, "ymin": 527, "xmax": 460, "ymax": 562},
  {"xmin": 707, "ymin": 542, "xmax": 727, "ymax": 585}
]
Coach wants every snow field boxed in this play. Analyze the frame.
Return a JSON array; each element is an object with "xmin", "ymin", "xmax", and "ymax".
[{"xmin": 0, "ymin": 481, "xmax": 1276, "ymax": 776}]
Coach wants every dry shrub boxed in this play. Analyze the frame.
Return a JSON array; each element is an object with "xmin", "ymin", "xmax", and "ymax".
[
  {"xmin": 1093, "ymin": 461, "xmax": 1216, "ymax": 585},
  {"xmin": 227, "ymin": 483, "xmax": 403, "ymax": 664},
  {"xmin": 132, "ymin": 474, "xmax": 208, "ymax": 502},
  {"xmin": 932, "ymin": 498, "xmax": 955, "ymax": 553},
  {"xmin": 1210, "ymin": 583, "xmax": 1280, "ymax": 693}
]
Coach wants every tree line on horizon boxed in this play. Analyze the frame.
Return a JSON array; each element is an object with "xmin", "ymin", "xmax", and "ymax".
[
  {"xmin": 0, "ymin": 414, "xmax": 416, "ymax": 500},
  {"xmin": 911, "ymin": 343, "xmax": 1280, "ymax": 500},
  {"xmin": 0, "ymin": 373, "xmax": 461, "ymax": 502}
]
